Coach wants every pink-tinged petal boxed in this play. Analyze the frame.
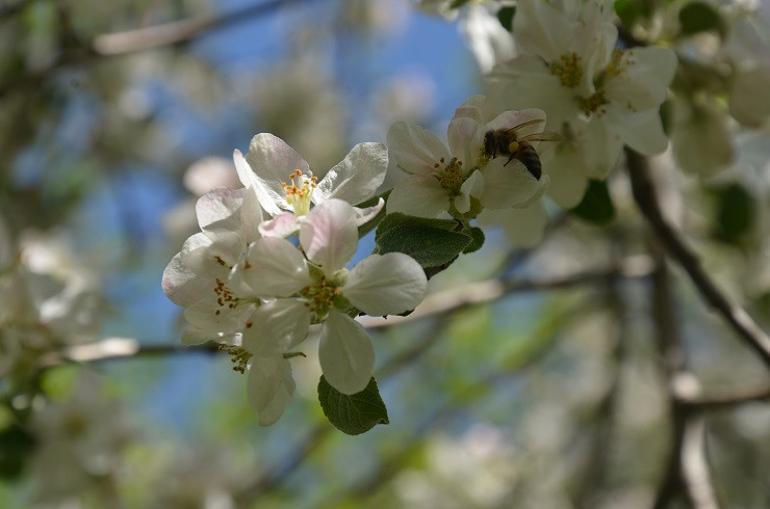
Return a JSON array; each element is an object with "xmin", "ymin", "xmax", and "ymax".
[
  {"xmin": 318, "ymin": 311, "xmax": 374, "ymax": 395},
  {"xmin": 247, "ymin": 355, "xmax": 295, "ymax": 426},
  {"xmin": 162, "ymin": 233, "xmax": 223, "ymax": 306},
  {"xmin": 387, "ymin": 121, "xmax": 451, "ymax": 176},
  {"xmin": 299, "ymin": 199, "xmax": 359, "ymax": 272},
  {"xmin": 314, "ymin": 143, "xmax": 388, "ymax": 205},
  {"xmin": 233, "ymin": 149, "xmax": 284, "ymax": 216},
  {"xmin": 242, "ymin": 299, "xmax": 310, "ymax": 355},
  {"xmin": 386, "ymin": 175, "xmax": 448, "ymax": 218},
  {"xmin": 448, "ymin": 115, "xmax": 482, "ymax": 168},
  {"xmin": 246, "ymin": 133, "xmax": 310, "ymax": 194},
  {"xmin": 259, "ymin": 213, "xmax": 299, "ymax": 238},
  {"xmin": 195, "ymin": 187, "xmax": 262, "ymax": 246},
  {"xmin": 354, "ymin": 198, "xmax": 385, "ymax": 227},
  {"xmin": 343, "ymin": 253, "xmax": 427, "ymax": 316},
  {"xmin": 480, "ymin": 158, "xmax": 542, "ymax": 209},
  {"xmin": 452, "ymin": 95, "xmax": 486, "ymax": 123},
  {"xmin": 233, "ymin": 237, "xmax": 310, "ymax": 298}
]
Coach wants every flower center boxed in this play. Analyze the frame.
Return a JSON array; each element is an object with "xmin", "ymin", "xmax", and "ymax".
[
  {"xmin": 282, "ymin": 169, "xmax": 317, "ymax": 216},
  {"xmin": 578, "ymin": 91, "xmax": 609, "ymax": 115},
  {"xmin": 219, "ymin": 344, "xmax": 251, "ymax": 373},
  {"xmin": 213, "ymin": 278, "xmax": 239, "ymax": 316},
  {"xmin": 550, "ymin": 52, "xmax": 583, "ymax": 88},
  {"xmin": 300, "ymin": 270, "xmax": 346, "ymax": 321},
  {"xmin": 433, "ymin": 157, "xmax": 465, "ymax": 195}
]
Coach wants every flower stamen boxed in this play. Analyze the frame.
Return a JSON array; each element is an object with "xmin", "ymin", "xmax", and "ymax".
[
  {"xmin": 550, "ymin": 52, "xmax": 584, "ymax": 88},
  {"xmin": 282, "ymin": 169, "xmax": 317, "ymax": 216}
]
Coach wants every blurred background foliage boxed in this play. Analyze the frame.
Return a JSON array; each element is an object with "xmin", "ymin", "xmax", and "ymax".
[{"xmin": 1, "ymin": 0, "xmax": 770, "ymax": 508}]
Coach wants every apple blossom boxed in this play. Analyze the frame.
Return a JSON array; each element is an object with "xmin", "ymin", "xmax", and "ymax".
[
  {"xmin": 230, "ymin": 199, "xmax": 426, "ymax": 413},
  {"xmin": 488, "ymin": 0, "xmax": 677, "ymax": 202},
  {"xmin": 162, "ymin": 187, "xmax": 262, "ymax": 345},
  {"xmin": 386, "ymin": 97, "xmax": 547, "ymax": 219},
  {"xmin": 233, "ymin": 133, "xmax": 387, "ymax": 237}
]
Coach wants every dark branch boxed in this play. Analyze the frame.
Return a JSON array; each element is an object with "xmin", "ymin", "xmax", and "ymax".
[{"xmin": 626, "ymin": 148, "xmax": 770, "ymax": 367}]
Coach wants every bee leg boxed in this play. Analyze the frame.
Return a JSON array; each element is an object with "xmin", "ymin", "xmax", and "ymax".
[{"xmin": 504, "ymin": 154, "xmax": 515, "ymax": 167}]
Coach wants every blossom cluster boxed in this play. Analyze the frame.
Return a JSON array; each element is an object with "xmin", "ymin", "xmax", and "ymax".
[{"xmin": 163, "ymin": 0, "xmax": 678, "ymax": 428}]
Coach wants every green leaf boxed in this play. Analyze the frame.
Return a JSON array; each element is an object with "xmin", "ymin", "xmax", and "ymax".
[
  {"xmin": 571, "ymin": 179, "xmax": 615, "ymax": 225},
  {"xmin": 678, "ymin": 2, "xmax": 726, "ymax": 39},
  {"xmin": 375, "ymin": 213, "xmax": 472, "ymax": 269},
  {"xmin": 448, "ymin": 0, "xmax": 472, "ymax": 9},
  {"xmin": 713, "ymin": 183, "xmax": 755, "ymax": 244},
  {"xmin": 0, "ymin": 422, "xmax": 35, "ymax": 479},
  {"xmin": 318, "ymin": 376, "xmax": 389, "ymax": 435},
  {"xmin": 497, "ymin": 7, "xmax": 516, "ymax": 31},
  {"xmin": 463, "ymin": 227, "xmax": 485, "ymax": 254},
  {"xmin": 614, "ymin": 0, "xmax": 652, "ymax": 27}
]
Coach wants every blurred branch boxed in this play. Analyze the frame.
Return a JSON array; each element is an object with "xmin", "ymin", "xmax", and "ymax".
[
  {"xmin": 681, "ymin": 417, "xmax": 721, "ymax": 509},
  {"xmin": 675, "ymin": 384, "xmax": 770, "ymax": 410},
  {"xmin": 626, "ymin": 148, "xmax": 770, "ymax": 368},
  {"xmin": 92, "ymin": 0, "xmax": 308, "ymax": 56},
  {"xmin": 0, "ymin": 0, "xmax": 310, "ymax": 100}
]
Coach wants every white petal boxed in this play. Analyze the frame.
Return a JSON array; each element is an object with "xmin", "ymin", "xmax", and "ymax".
[
  {"xmin": 162, "ymin": 233, "xmax": 220, "ymax": 307},
  {"xmin": 233, "ymin": 149, "xmax": 284, "ymax": 216},
  {"xmin": 605, "ymin": 47, "xmax": 677, "ymax": 112},
  {"xmin": 247, "ymin": 355, "xmax": 295, "ymax": 426},
  {"xmin": 485, "ymin": 108, "xmax": 546, "ymax": 136},
  {"xmin": 386, "ymin": 175, "xmax": 448, "ymax": 218},
  {"xmin": 541, "ymin": 145, "xmax": 589, "ymax": 208},
  {"xmin": 354, "ymin": 198, "xmax": 385, "ymax": 227},
  {"xmin": 242, "ymin": 299, "xmax": 310, "ymax": 355},
  {"xmin": 184, "ymin": 297, "xmax": 256, "ymax": 337},
  {"xmin": 318, "ymin": 311, "xmax": 374, "ymax": 395},
  {"xmin": 246, "ymin": 133, "xmax": 310, "ymax": 194},
  {"xmin": 730, "ymin": 65, "xmax": 770, "ymax": 128},
  {"xmin": 343, "ymin": 253, "xmax": 427, "ymax": 316},
  {"xmin": 387, "ymin": 121, "xmax": 450, "ymax": 176},
  {"xmin": 513, "ymin": 0, "xmax": 575, "ymax": 62},
  {"xmin": 447, "ymin": 115, "xmax": 482, "ymax": 168},
  {"xmin": 234, "ymin": 237, "xmax": 310, "ymax": 297},
  {"xmin": 479, "ymin": 200, "xmax": 548, "ymax": 248},
  {"xmin": 480, "ymin": 158, "xmax": 541, "ymax": 209},
  {"xmin": 579, "ymin": 118, "xmax": 623, "ymax": 178},
  {"xmin": 258, "ymin": 212, "xmax": 299, "ymax": 238},
  {"xmin": 300, "ymin": 199, "xmax": 359, "ymax": 272},
  {"xmin": 314, "ymin": 143, "xmax": 388, "ymax": 205},
  {"xmin": 455, "ymin": 169, "xmax": 485, "ymax": 214},
  {"xmin": 607, "ymin": 107, "xmax": 668, "ymax": 156},
  {"xmin": 196, "ymin": 187, "xmax": 262, "ymax": 246}
]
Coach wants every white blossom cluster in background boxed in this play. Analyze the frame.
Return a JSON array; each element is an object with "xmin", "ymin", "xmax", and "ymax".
[{"xmin": 0, "ymin": 216, "xmax": 101, "ymax": 388}]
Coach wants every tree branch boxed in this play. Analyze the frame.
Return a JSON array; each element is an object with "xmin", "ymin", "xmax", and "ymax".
[
  {"xmin": 626, "ymin": 148, "xmax": 770, "ymax": 367},
  {"xmin": 681, "ymin": 416, "xmax": 721, "ymax": 509}
]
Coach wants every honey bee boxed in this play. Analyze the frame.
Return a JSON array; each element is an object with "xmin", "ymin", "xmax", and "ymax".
[{"xmin": 482, "ymin": 118, "xmax": 561, "ymax": 180}]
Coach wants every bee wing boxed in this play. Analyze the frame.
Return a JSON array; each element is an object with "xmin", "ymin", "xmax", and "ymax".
[
  {"xmin": 519, "ymin": 132, "xmax": 562, "ymax": 143},
  {"xmin": 504, "ymin": 118, "xmax": 546, "ymax": 133}
]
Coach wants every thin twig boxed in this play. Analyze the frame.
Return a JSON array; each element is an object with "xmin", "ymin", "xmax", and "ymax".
[
  {"xmin": 676, "ymin": 385, "xmax": 770, "ymax": 410},
  {"xmin": 681, "ymin": 417, "xmax": 721, "ymax": 509},
  {"xmin": 626, "ymin": 148, "xmax": 770, "ymax": 367}
]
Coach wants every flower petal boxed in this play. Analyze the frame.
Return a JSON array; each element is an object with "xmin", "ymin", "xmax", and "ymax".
[
  {"xmin": 386, "ymin": 175, "xmax": 448, "ymax": 218},
  {"xmin": 314, "ymin": 143, "xmax": 388, "ymax": 205},
  {"xmin": 541, "ymin": 145, "xmax": 589, "ymax": 208},
  {"xmin": 455, "ymin": 169, "xmax": 485, "ymax": 214},
  {"xmin": 604, "ymin": 47, "xmax": 677, "ymax": 112},
  {"xmin": 299, "ymin": 199, "xmax": 359, "ymax": 272},
  {"xmin": 247, "ymin": 355, "xmax": 295, "ymax": 426},
  {"xmin": 479, "ymin": 199, "xmax": 548, "ymax": 248},
  {"xmin": 233, "ymin": 149, "xmax": 284, "ymax": 216},
  {"xmin": 513, "ymin": 0, "xmax": 575, "ymax": 62},
  {"xmin": 242, "ymin": 299, "xmax": 310, "ymax": 355},
  {"xmin": 354, "ymin": 198, "xmax": 385, "ymax": 227},
  {"xmin": 607, "ymin": 107, "xmax": 668, "ymax": 156},
  {"xmin": 343, "ymin": 253, "xmax": 427, "ymax": 316},
  {"xmin": 258, "ymin": 212, "xmax": 299, "ymax": 238},
  {"xmin": 234, "ymin": 237, "xmax": 310, "ymax": 297},
  {"xmin": 318, "ymin": 311, "xmax": 374, "ymax": 395},
  {"xmin": 387, "ymin": 121, "xmax": 450, "ymax": 176},
  {"xmin": 480, "ymin": 158, "xmax": 542, "ymax": 209}
]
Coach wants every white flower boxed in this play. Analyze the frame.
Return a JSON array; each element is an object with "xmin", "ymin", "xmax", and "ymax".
[
  {"xmin": 478, "ymin": 199, "xmax": 549, "ymax": 248},
  {"xmin": 488, "ymin": 0, "xmax": 677, "ymax": 199},
  {"xmin": 233, "ymin": 133, "xmax": 387, "ymax": 237},
  {"xmin": 386, "ymin": 97, "xmax": 546, "ymax": 219},
  {"xmin": 231, "ymin": 199, "xmax": 426, "ymax": 406},
  {"xmin": 672, "ymin": 99, "xmax": 735, "ymax": 177},
  {"xmin": 162, "ymin": 187, "xmax": 262, "ymax": 345}
]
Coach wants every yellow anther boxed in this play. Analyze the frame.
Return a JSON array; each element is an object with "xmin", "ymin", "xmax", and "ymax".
[
  {"xmin": 550, "ymin": 52, "xmax": 583, "ymax": 88},
  {"xmin": 281, "ymin": 169, "xmax": 316, "ymax": 216}
]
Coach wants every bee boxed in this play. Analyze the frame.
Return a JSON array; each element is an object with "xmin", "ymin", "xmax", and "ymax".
[{"xmin": 482, "ymin": 118, "xmax": 561, "ymax": 180}]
